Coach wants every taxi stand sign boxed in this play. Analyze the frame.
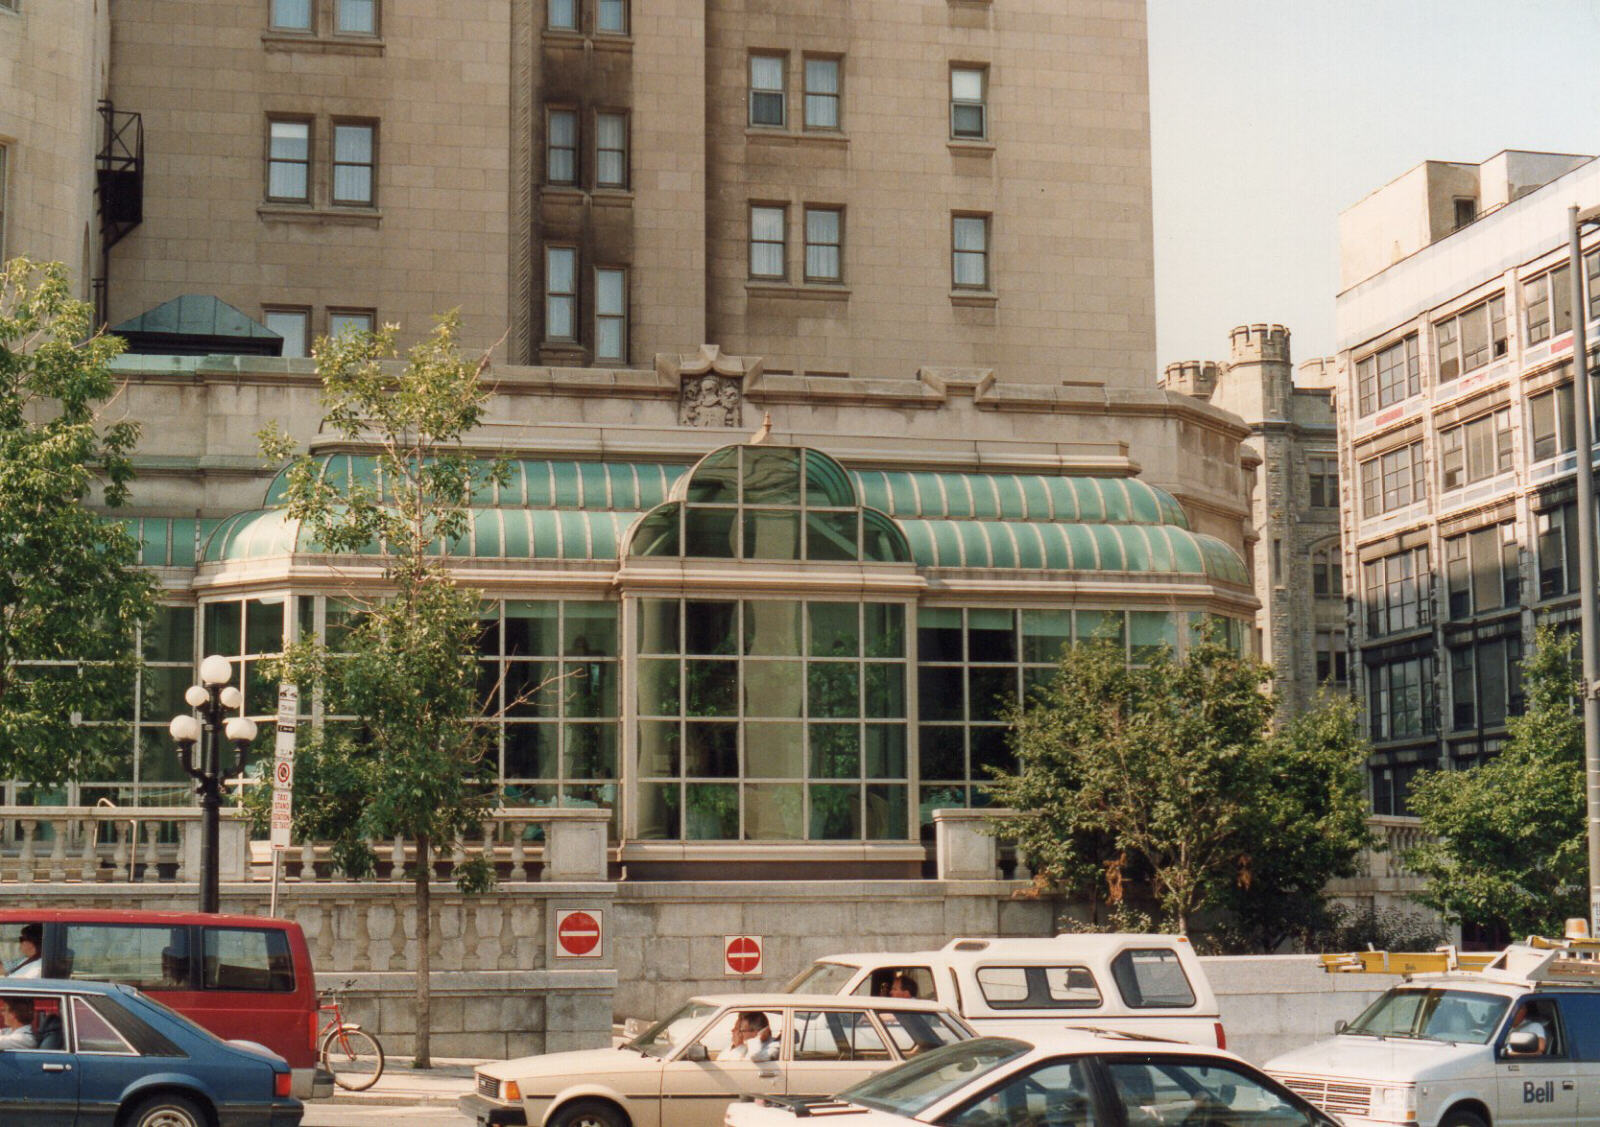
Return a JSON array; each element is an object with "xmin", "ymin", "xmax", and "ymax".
[{"xmin": 270, "ymin": 684, "xmax": 297, "ymax": 851}]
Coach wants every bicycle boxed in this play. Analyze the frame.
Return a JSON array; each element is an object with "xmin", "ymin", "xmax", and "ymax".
[{"xmin": 318, "ymin": 977, "xmax": 385, "ymax": 1091}]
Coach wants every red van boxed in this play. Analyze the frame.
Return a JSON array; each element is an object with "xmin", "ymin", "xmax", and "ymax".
[{"xmin": 0, "ymin": 908, "xmax": 331, "ymax": 1099}]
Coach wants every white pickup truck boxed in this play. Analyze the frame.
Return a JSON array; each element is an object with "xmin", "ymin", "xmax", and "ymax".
[{"xmin": 781, "ymin": 934, "xmax": 1226, "ymax": 1048}]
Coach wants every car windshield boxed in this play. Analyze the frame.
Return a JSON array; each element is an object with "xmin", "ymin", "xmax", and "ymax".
[
  {"xmin": 628, "ymin": 1001, "xmax": 719, "ymax": 1058},
  {"xmin": 782, "ymin": 962, "xmax": 859, "ymax": 994},
  {"xmin": 838, "ymin": 1037, "xmax": 1030, "ymax": 1116},
  {"xmin": 1345, "ymin": 988, "xmax": 1509, "ymax": 1045}
]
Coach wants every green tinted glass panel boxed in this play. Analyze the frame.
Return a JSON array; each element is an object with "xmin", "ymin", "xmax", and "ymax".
[
  {"xmin": 746, "ymin": 783, "xmax": 803, "ymax": 839},
  {"xmin": 968, "ymin": 609, "xmax": 1015, "ymax": 661},
  {"xmin": 1130, "ymin": 611, "xmax": 1177, "ymax": 661},
  {"xmin": 743, "ymin": 660, "xmax": 804, "ymax": 717},
  {"xmin": 806, "ymin": 511, "xmax": 858, "ymax": 561},
  {"xmin": 804, "ymin": 449, "xmax": 857, "ymax": 507},
  {"xmin": 865, "ymin": 663, "xmax": 905, "ymax": 718},
  {"xmin": 809, "ymin": 603, "xmax": 859, "ymax": 657},
  {"xmin": 917, "ymin": 607, "xmax": 963, "ymax": 661},
  {"xmin": 245, "ymin": 597, "xmax": 286, "ymax": 654},
  {"xmin": 685, "ymin": 601, "xmax": 738, "ymax": 655},
  {"xmin": 203, "ymin": 601, "xmax": 241, "ymax": 656},
  {"xmin": 630, "ymin": 506, "xmax": 680, "ymax": 557},
  {"xmin": 144, "ymin": 607, "xmax": 195, "ymax": 663},
  {"xmin": 866, "ymin": 784, "xmax": 908, "ymax": 839},
  {"xmin": 506, "ymin": 660, "xmax": 560, "ymax": 717},
  {"xmin": 685, "ymin": 722, "xmax": 739, "ymax": 776},
  {"xmin": 564, "ymin": 723, "xmax": 617, "ymax": 778},
  {"xmin": 810, "ymin": 785, "xmax": 860, "ymax": 839},
  {"xmin": 957, "ymin": 521, "xmax": 990, "ymax": 566},
  {"xmin": 862, "ymin": 510, "xmax": 910, "ymax": 562},
  {"xmin": 637, "ymin": 599, "xmax": 680, "ymax": 655},
  {"xmin": 140, "ymin": 667, "xmax": 190, "ymax": 721},
  {"xmin": 685, "ymin": 660, "xmax": 737, "ymax": 716},
  {"xmin": 637, "ymin": 659, "xmax": 682, "ymax": 716},
  {"xmin": 917, "ymin": 666, "xmax": 963, "ymax": 721},
  {"xmin": 743, "ymin": 601, "xmax": 802, "ymax": 656},
  {"xmin": 809, "ymin": 723, "xmax": 858, "ymax": 778},
  {"xmin": 564, "ymin": 602, "xmax": 618, "ymax": 657},
  {"xmin": 562, "ymin": 661, "xmax": 616, "ymax": 717},
  {"xmin": 742, "ymin": 447, "xmax": 801, "ymax": 504},
  {"xmin": 637, "ymin": 720, "xmax": 681, "ymax": 776},
  {"xmin": 864, "ymin": 724, "xmax": 907, "ymax": 777},
  {"xmin": 1075, "ymin": 610, "xmax": 1124, "ymax": 647},
  {"xmin": 808, "ymin": 662, "xmax": 858, "ymax": 717},
  {"xmin": 1021, "ymin": 610, "xmax": 1072, "ymax": 663},
  {"xmin": 745, "ymin": 722, "xmax": 804, "ymax": 777},
  {"xmin": 505, "ymin": 723, "xmax": 559, "ymax": 778},
  {"xmin": 685, "ymin": 507, "xmax": 737, "ymax": 557},
  {"xmin": 744, "ymin": 509, "xmax": 802, "ymax": 559},
  {"xmin": 968, "ymin": 666, "xmax": 1016, "ymax": 723},
  {"xmin": 506, "ymin": 602, "xmax": 559, "ymax": 656},
  {"xmin": 865, "ymin": 603, "xmax": 905, "ymax": 657},
  {"xmin": 686, "ymin": 448, "xmax": 740, "ymax": 503},
  {"xmin": 638, "ymin": 783, "xmax": 680, "ymax": 838}
]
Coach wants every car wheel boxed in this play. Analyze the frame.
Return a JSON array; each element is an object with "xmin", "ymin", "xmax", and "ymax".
[
  {"xmin": 123, "ymin": 1092, "xmax": 210, "ymax": 1127},
  {"xmin": 551, "ymin": 1098, "xmax": 629, "ymax": 1127},
  {"xmin": 1439, "ymin": 1110, "xmax": 1488, "ymax": 1127}
]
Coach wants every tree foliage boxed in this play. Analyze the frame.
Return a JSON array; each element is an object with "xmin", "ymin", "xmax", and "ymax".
[
  {"xmin": 249, "ymin": 314, "xmax": 502, "ymax": 1067},
  {"xmin": 1408, "ymin": 626, "xmax": 1585, "ymax": 939},
  {"xmin": 0, "ymin": 259, "xmax": 155, "ymax": 787},
  {"xmin": 985, "ymin": 632, "xmax": 1370, "ymax": 947}
]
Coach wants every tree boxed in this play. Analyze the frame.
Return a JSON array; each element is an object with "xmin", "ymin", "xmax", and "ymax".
[
  {"xmin": 254, "ymin": 314, "xmax": 502, "ymax": 1067},
  {"xmin": 986, "ymin": 632, "xmax": 1370, "ymax": 945},
  {"xmin": 0, "ymin": 258, "xmax": 155, "ymax": 787},
  {"xmin": 1408, "ymin": 626, "xmax": 1585, "ymax": 939}
]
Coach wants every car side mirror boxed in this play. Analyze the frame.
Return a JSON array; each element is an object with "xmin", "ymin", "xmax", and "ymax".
[
  {"xmin": 1506, "ymin": 1031, "xmax": 1539, "ymax": 1055},
  {"xmin": 1333, "ymin": 1020, "xmax": 1348, "ymax": 1035},
  {"xmin": 683, "ymin": 1043, "xmax": 709, "ymax": 1063}
]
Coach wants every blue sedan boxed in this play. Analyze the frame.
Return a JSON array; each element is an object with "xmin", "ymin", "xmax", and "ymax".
[{"xmin": 0, "ymin": 978, "xmax": 302, "ymax": 1126}]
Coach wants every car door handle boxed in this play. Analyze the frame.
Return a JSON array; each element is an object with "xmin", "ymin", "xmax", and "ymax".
[
  {"xmin": 1564, "ymin": 1081, "xmax": 1576, "ymax": 1090},
  {"xmin": 41, "ymin": 1063, "xmax": 71, "ymax": 1073}
]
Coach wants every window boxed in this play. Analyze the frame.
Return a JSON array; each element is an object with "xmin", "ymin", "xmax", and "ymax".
[
  {"xmin": 1538, "ymin": 501, "xmax": 1582, "ymax": 599},
  {"xmin": 1525, "ymin": 263, "xmax": 1573, "ymax": 345},
  {"xmin": 263, "ymin": 309, "xmax": 310, "ymax": 359},
  {"xmin": 335, "ymin": 0, "xmax": 375, "ymax": 34},
  {"xmin": 596, "ymin": 0, "xmax": 626, "ymax": 33},
  {"xmin": 1530, "ymin": 383, "xmax": 1577, "ymax": 462},
  {"xmin": 62, "ymin": 924, "xmax": 190, "ymax": 990},
  {"xmin": 1358, "ymin": 442, "xmax": 1426, "ymax": 518},
  {"xmin": 804, "ymin": 58, "xmax": 840, "ymax": 130},
  {"xmin": 1315, "ymin": 630, "xmax": 1348, "ymax": 685},
  {"xmin": 1110, "ymin": 948, "xmax": 1196, "ymax": 1008},
  {"xmin": 1363, "ymin": 547, "xmax": 1430, "ymax": 637},
  {"xmin": 1103, "ymin": 1060, "xmax": 1312, "ymax": 1125},
  {"xmin": 1356, "ymin": 335, "xmax": 1420, "ymax": 416},
  {"xmin": 1445, "ymin": 523, "xmax": 1518, "ymax": 619},
  {"xmin": 749, "ymin": 205, "xmax": 786, "ymax": 279},
  {"xmin": 1439, "ymin": 408, "xmax": 1512, "ymax": 491},
  {"xmin": 546, "ymin": 108, "xmax": 577, "ymax": 185},
  {"xmin": 547, "ymin": 0, "xmax": 576, "ymax": 29},
  {"xmin": 948, "ymin": 1060, "xmax": 1095, "ymax": 1127},
  {"xmin": 952, "ymin": 215, "xmax": 989, "ymax": 290},
  {"xmin": 266, "ymin": 119, "xmax": 312, "ymax": 203},
  {"xmin": 950, "ymin": 66, "xmax": 987, "ymax": 139},
  {"xmin": 974, "ymin": 966, "xmax": 1101, "ymax": 1009},
  {"xmin": 1451, "ymin": 635, "xmax": 1522, "ymax": 730},
  {"xmin": 270, "ymin": 0, "xmax": 312, "ymax": 31},
  {"xmin": 596, "ymin": 112, "xmax": 627, "ymax": 188},
  {"xmin": 1435, "ymin": 294, "xmax": 1507, "ymax": 382},
  {"xmin": 595, "ymin": 268, "xmax": 626, "ymax": 362},
  {"xmin": 804, "ymin": 207, "xmax": 842, "ymax": 283},
  {"xmin": 1312, "ymin": 548, "xmax": 1342, "ymax": 597},
  {"xmin": 545, "ymin": 246, "xmax": 577, "ymax": 341},
  {"xmin": 330, "ymin": 122, "xmax": 376, "ymax": 206},
  {"xmin": 328, "ymin": 310, "xmax": 373, "ymax": 338},
  {"xmin": 1308, "ymin": 455, "xmax": 1338, "ymax": 508},
  {"xmin": 1453, "ymin": 197, "xmax": 1477, "ymax": 229},
  {"xmin": 1367, "ymin": 653, "xmax": 1437, "ymax": 741},
  {"xmin": 1589, "ymin": 249, "xmax": 1600, "ymax": 322},
  {"xmin": 204, "ymin": 927, "xmax": 295, "ymax": 992},
  {"xmin": 749, "ymin": 55, "xmax": 786, "ymax": 127}
]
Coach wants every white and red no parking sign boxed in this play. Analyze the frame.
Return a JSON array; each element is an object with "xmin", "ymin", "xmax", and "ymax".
[
  {"xmin": 724, "ymin": 934, "xmax": 763, "ymax": 977},
  {"xmin": 555, "ymin": 909, "xmax": 604, "ymax": 958}
]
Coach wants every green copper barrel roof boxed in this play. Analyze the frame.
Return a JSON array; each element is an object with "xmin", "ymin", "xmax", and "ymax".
[
  {"xmin": 896, "ymin": 520, "xmax": 1248, "ymax": 585},
  {"xmin": 852, "ymin": 471, "xmax": 1190, "ymax": 528}
]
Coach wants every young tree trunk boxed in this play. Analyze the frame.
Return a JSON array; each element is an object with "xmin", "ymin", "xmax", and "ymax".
[{"xmin": 412, "ymin": 833, "xmax": 432, "ymax": 1068}]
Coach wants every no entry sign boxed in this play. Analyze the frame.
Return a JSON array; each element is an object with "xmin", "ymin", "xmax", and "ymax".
[
  {"xmin": 555, "ymin": 909, "xmax": 603, "ymax": 958},
  {"xmin": 724, "ymin": 934, "xmax": 763, "ymax": 976}
]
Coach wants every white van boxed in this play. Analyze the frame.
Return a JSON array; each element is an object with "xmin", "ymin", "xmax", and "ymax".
[{"xmin": 781, "ymin": 934, "xmax": 1225, "ymax": 1048}]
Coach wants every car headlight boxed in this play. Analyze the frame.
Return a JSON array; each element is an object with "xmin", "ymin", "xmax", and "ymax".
[{"xmin": 1370, "ymin": 1084, "xmax": 1416, "ymax": 1120}]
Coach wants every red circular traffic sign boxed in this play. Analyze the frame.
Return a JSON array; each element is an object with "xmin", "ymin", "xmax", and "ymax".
[
  {"xmin": 726, "ymin": 936, "xmax": 761, "ymax": 974},
  {"xmin": 556, "ymin": 910, "xmax": 601, "ymax": 957}
]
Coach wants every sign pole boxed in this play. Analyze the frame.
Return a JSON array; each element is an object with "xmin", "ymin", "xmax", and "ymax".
[{"xmin": 270, "ymin": 684, "xmax": 298, "ymax": 918}]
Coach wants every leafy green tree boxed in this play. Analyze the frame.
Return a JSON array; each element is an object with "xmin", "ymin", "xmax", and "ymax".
[
  {"xmin": 986, "ymin": 632, "xmax": 1370, "ymax": 945},
  {"xmin": 1408, "ymin": 626, "xmax": 1585, "ymax": 939},
  {"xmin": 253, "ymin": 314, "xmax": 502, "ymax": 1067},
  {"xmin": 0, "ymin": 259, "xmax": 154, "ymax": 787}
]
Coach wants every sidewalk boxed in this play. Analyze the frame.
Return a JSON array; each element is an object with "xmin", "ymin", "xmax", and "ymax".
[{"xmin": 328, "ymin": 1056, "xmax": 490, "ymax": 1106}]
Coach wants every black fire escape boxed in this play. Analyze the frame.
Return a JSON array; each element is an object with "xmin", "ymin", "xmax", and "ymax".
[{"xmin": 94, "ymin": 100, "xmax": 144, "ymax": 327}]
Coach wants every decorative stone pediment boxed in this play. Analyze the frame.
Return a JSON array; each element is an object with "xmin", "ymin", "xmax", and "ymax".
[{"xmin": 657, "ymin": 345, "xmax": 762, "ymax": 428}]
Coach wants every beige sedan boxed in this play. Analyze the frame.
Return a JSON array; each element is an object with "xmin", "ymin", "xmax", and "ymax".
[{"xmin": 461, "ymin": 994, "xmax": 973, "ymax": 1127}]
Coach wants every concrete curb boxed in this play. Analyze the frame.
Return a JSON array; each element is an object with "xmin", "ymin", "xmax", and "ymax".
[{"xmin": 325, "ymin": 1059, "xmax": 483, "ymax": 1107}]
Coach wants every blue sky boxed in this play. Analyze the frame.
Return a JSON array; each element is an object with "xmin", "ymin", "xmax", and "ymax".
[{"xmin": 1148, "ymin": 0, "xmax": 1600, "ymax": 373}]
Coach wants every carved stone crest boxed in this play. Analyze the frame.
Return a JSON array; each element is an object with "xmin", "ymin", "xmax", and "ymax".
[{"xmin": 667, "ymin": 345, "xmax": 747, "ymax": 428}]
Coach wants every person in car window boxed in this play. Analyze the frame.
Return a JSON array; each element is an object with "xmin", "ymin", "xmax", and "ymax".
[
  {"xmin": 727, "ymin": 1012, "xmax": 779, "ymax": 1062},
  {"xmin": 889, "ymin": 973, "xmax": 919, "ymax": 999},
  {"xmin": 1509, "ymin": 1002, "xmax": 1550, "ymax": 1054},
  {"xmin": 6, "ymin": 924, "xmax": 41, "ymax": 979},
  {"xmin": 0, "ymin": 997, "xmax": 38, "ymax": 1049}
]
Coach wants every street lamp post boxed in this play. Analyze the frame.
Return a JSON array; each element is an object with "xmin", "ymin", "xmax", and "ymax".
[
  {"xmin": 1569, "ymin": 203, "xmax": 1600, "ymax": 934},
  {"xmin": 169, "ymin": 653, "xmax": 258, "ymax": 914}
]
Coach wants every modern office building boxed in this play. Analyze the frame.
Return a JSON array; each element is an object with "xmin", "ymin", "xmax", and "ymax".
[{"xmin": 1336, "ymin": 150, "xmax": 1600, "ymax": 812}]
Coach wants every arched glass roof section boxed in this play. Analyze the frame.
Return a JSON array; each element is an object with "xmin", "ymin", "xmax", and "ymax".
[
  {"xmin": 851, "ymin": 471, "xmax": 1189, "ymax": 528},
  {"xmin": 895, "ymin": 520, "xmax": 1249, "ymax": 585},
  {"xmin": 672, "ymin": 445, "xmax": 859, "ymax": 508}
]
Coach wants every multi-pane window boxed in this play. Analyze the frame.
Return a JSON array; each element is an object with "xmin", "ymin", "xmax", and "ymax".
[
  {"xmin": 1524, "ymin": 263, "xmax": 1572, "ymax": 345},
  {"xmin": 1311, "ymin": 548, "xmax": 1342, "ymax": 597},
  {"xmin": 1444, "ymin": 523, "xmax": 1518, "ymax": 619},
  {"xmin": 1439, "ymin": 408, "xmax": 1512, "ymax": 491},
  {"xmin": 328, "ymin": 309, "xmax": 373, "ymax": 337},
  {"xmin": 270, "ymin": 0, "xmax": 312, "ymax": 31},
  {"xmin": 750, "ymin": 55, "xmax": 786, "ymax": 127},
  {"xmin": 1435, "ymin": 294, "xmax": 1507, "ymax": 382},
  {"xmin": 1450, "ymin": 635, "xmax": 1522, "ymax": 731},
  {"xmin": 1367, "ymin": 653, "xmax": 1437, "ymax": 741},
  {"xmin": 1307, "ymin": 455, "xmax": 1339, "ymax": 508},
  {"xmin": 804, "ymin": 58, "xmax": 840, "ymax": 130},
  {"xmin": 330, "ymin": 122, "xmax": 375, "ymax": 206},
  {"xmin": 201, "ymin": 596, "xmax": 287, "ymax": 740},
  {"xmin": 1529, "ymin": 382, "xmax": 1577, "ymax": 462},
  {"xmin": 1537, "ymin": 500, "xmax": 1582, "ymax": 599},
  {"xmin": 1355, "ymin": 335, "xmax": 1420, "ymax": 416},
  {"xmin": 1589, "ymin": 249, "xmax": 1600, "ymax": 322},
  {"xmin": 547, "ymin": 0, "xmax": 577, "ymax": 30},
  {"xmin": 1358, "ymin": 442, "xmax": 1426, "ymax": 518},
  {"xmin": 336, "ymin": 0, "xmax": 376, "ymax": 34},
  {"xmin": 804, "ymin": 207, "xmax": 842, "ymax": 283},
  {"xmin": 546, "ymin": 109, "xmax": 577, "ymax": 185},
  {"xmin": 594, "ymin": 268, "xmax": 626, "ymax": 362},
  {"xmin": 263, "ymin": 309, "xmax": 310, "ymax": 359},
  {"xmin": 596, "ymin": 0, "xmax": 626, "ymax": 33},
  {"xmin": 1363, "ymin": 547, "xmax": 1430, "ymax": 637},
  {"xmin": 1315, "ymin": 630, "xmax": 1348, "ymax": 686},
  {"xmin": 266, "ymin": 119, "xmax": 312, "ymax": 202},
  {"xmin": 596, "ymin": 112, "xmax": 627, "ymax": 188},
  {"xmin": 952, "ymin": 215, "xmax": 989, "ymax": 289},
  {"xmin": 749, "ymin": 205, "xmax": 786, "ymax": 279},
  {"xmin": 545, "ymin": 246, "xmax": 577, "ymax": 341},
  {"xmin": 134, "ymin": 606, "xmax": 200, "ymax": 806},
  {"xmin": 950, "ymin": 66, "xmax": 987, "ymax": 139}
]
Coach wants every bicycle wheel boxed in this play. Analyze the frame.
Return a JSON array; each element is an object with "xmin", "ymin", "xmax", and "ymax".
[{"xmin": 320, "ymin": 1024, "xmax": 384, "ymax": 1091}]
